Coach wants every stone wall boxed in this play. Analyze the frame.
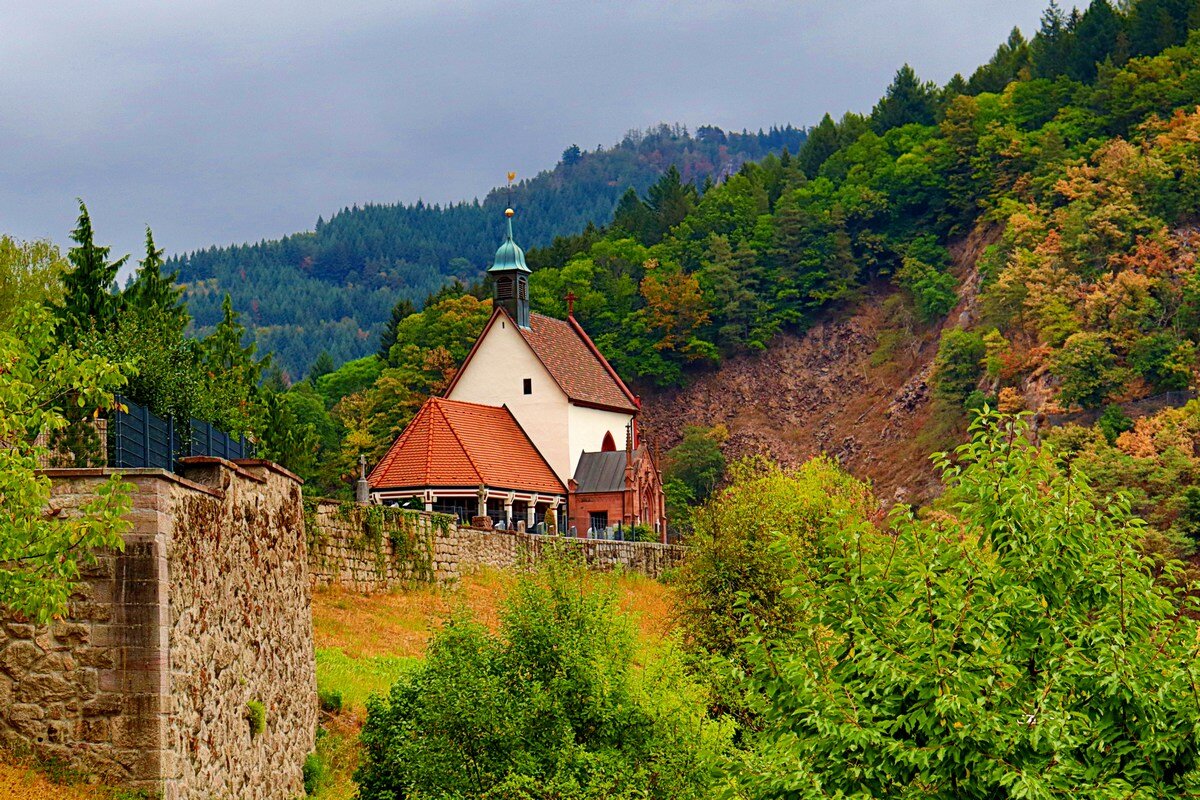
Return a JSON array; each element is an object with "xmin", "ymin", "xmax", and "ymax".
[
  {"xmin": 0, "ymin": 460, "xmax": 316, "ymax": 800},
  {"xmin": 307, "ymin": 501, "xmax": 446, "ymax": 591},
  {"xmin": 308, "ymin": 499, "xmax": 686, "ymax": 593}
]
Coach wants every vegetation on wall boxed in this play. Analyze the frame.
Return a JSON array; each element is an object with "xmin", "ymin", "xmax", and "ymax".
[{"xmin": 0, "ymin": 302, "xmax": 131, "ymax": 622}]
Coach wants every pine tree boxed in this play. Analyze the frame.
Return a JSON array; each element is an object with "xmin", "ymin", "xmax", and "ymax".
[
  {"xmin": 377, "ymin": 297, "xmax": 416, "ymax": 362},
  {"xmin": 870, "ymin": 65, "xmax": 939, "ymax": 134},
  {"xmin": 58, "ymin": 200, "xmax": 128, "ymax": 341},
  {"xmin": 967, "ymin": 28, "xmax": 1032, "ymax": 94},
  {"xmin": 309, "ymin": 351, "xmax": 337, "ymax": 384},
  {"xmin": 645, "ymin": 166, "xmax": 698, "ymax": 244},
  {"xmin": 123, "ymin": 227, "xmax": 186, "ymax": 332},
  {"xmin": 798, "ymin": 114, "xmax": 840, "ymax": 179},
  {"xmin": 1128, "ymin": 0, "xmax": 1197, "ymax": 57},
  {"xmin": 610, "ymin": 187, "xmax": 654, "ymax": 240},
  {"xmin": 1031, "ymin": 0, "xmax": 1074, "ymax": 78},
  {"xmin": 1069, "ymin": 0, "xmax": 1123, "ymax": 81}
]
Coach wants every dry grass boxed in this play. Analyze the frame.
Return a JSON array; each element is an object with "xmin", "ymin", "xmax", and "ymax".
[
  {"xmin": 0, "ymin": 752, "xmax": 144, "ymax": 800},
  {"xmin": 312, "ymin": 567, "xmax": 678, "ymax": 664}
]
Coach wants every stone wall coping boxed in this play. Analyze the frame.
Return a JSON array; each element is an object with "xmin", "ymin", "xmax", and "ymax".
[
  {"xmin": 38, "ymin": 467, "xmax": 225, "ymax": 499},
  {"xmin": 176, "ymin": 455, "xmax": 267, "ymax": 484},
  {"xmin": 233, "ymin": 458, "xmax": 304, "ymax": 485},
  {"xmin": 462, "ymin": 527, "xmax": 686, "ymax": 551}
]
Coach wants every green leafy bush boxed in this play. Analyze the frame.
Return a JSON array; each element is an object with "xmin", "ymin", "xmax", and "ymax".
[
  {"xmin": 302, "ymin": 749, "xmax": 327, "ymax": 795},
  {"xmin": 932, "ymin": 327, "xmax": 986, "ymax": 407},
  {"xmin": 734, "ymin": 410, "xmax": 1200, "ymax": 797},
  {"xmin": 678, "ymin": 456, "xmax": 873, "ymax": 661},
  {"xmin": 317, "ymin": 688, "xmax": 343, "ymax": 714},
  {"xmin": 1097, "ymin": 403, "xmax": 1134, "ymax": 443},
  {"xmin": 1051, "ymin": 331, "xmax": 1123, "ymax": 410},
  {"xmin": 355, "ymin": 554, "xmax": 728, "ymax": 799}
]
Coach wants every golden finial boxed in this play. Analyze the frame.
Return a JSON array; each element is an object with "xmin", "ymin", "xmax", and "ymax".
[
  {"xmin": 505, "ymin": 208, "xmax": 515, "ymax": 217},
  {"xmin": 507, "ymin": 171, "xmax": 517, "ymax": 184}
]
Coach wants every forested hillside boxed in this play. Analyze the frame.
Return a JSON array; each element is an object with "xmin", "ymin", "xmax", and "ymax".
[{"xmin": 172, "ymin": 125, "xmax": 805, "ymax": 377}]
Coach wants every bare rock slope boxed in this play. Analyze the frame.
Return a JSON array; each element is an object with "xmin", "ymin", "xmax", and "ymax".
[{"xmin": 640, "ymin": 228, "xmax": 998, "ymax": 506}]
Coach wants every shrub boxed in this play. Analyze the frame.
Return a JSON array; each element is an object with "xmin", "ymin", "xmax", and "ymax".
[
  {"xmin": 317, "ymin": 687, "xmax": 343, "ymax": 714},
  {"xmin": 895, "ymin": 254, "xmax": 958, "ymax": 323},
  {"xmin": 245, "ymin": 700, "xmax": 266, "ymax": 738},
  {"xmin": 1129, "ymin": 333, "xmax": 1195, "ymax": 392},
  {"xmin": 1051, "ymin": 331, "xmax": 1122, "ymax": 409},
  {"xmin": 664, "ymin": 424, "xmax": 728, "ymax": 506},
  {"xmin": 1097, "ymin": 403, "xmax": 1134, "ymax": 444},
  {"xmin": 734, "ymin": 410, "xmax": 1200, "ymax": 797},
  {"xmin": 629, "ymin": 523, "xmax": 657, "ymax": 542},
  {"xmin": 679, "ymin": 456, "xmax": 873, "ymax": 661},
  {"xmin": 356, "ymin": 554, "xmax": 727, "ymax": 799},
  {"xmin": 302, "ymin": 749, "xmax": 327, "ymax": 795},
  {"xmin": 932, "ymin": 327, "xmax": 987, "ymax": 407}
]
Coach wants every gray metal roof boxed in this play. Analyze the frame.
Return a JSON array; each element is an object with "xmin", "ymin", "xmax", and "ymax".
[{"xmin": 572, "ymin": 449, "xmax": 639, "ymax": 493}]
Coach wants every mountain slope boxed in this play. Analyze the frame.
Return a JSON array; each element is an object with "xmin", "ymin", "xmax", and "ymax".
[
  {"xmin": 640, "ymin": 226, "xmax": 997, "ymax": 507},
  {"xmin": 172, "ymin": 124, "xmax": 806, "ymax": 378}
]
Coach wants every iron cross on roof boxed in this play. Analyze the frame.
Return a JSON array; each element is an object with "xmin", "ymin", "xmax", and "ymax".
[{"xmin": 565, "ymin": 291, "xmax": 577, "ymax": 317}]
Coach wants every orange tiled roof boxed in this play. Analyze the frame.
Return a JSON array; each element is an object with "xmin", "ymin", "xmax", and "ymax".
[
  {"xmin": 367, "ymin": 397, "xmax": 565, "ymax": 495},
  {"xmin": 519, "ymin": 313, "xmax": 639, "ymax": 412}
]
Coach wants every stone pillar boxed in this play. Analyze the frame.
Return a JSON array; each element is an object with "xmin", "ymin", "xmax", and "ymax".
[
  {"xmin": 526, "ymin": 503, "xmax": 536, "ymax": 529},
  {"xmin": 355, "ymin": 454, "xmax": 370, "ymax": 504},
  {"xmin": 476, "ymin": 485, "xmax": 488, "ymax": 518},
  {"xmin": 546, "ymin": 507, "xmax": 558, "ymax": 536}
]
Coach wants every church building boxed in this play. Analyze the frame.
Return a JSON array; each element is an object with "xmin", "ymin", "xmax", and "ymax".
[{"xmin": 368, "ymin": 208, "xmax": 667, "ymax": 540}]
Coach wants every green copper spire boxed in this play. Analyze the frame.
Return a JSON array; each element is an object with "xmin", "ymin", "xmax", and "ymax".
[{"xmin": 488, "ymin": 208, "xmax": 530, "ymax": 274}]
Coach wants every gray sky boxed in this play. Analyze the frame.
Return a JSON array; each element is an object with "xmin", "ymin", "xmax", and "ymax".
[{"xmin": 0, "ymin": 0, "xmax": 1049, "ymax": 268}]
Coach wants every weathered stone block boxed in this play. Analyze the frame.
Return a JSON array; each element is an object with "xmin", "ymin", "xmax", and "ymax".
[
  {"xmin": 16, "ymin": 672, "xmax": 77, "ymax": 704},
  {"xmin": 0, "ymin": 639, "xmax": 41, "ymax": 677}
]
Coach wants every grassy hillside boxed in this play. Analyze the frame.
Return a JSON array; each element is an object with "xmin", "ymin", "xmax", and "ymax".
[{"xmin": 305, "ymin": 569, "xmax": 679, "ymax": 798}]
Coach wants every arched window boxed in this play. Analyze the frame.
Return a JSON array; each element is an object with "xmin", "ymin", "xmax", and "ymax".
[
  {"xmin": 601, "ymin": 431, "xmax": 616, "ymax": 451},
  {"xmin": 496, "ymin": 276, "xmax": 514, "ymax": 300}
]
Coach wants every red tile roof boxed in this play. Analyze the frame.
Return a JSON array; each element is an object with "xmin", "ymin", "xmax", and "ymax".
[
  {"xmin": 518, "ymin": 313, "xmax": 639, "ymax": 412},
  {"xmin": 367, "ymin": 397, "xmax": 565, "ymax": 495}
]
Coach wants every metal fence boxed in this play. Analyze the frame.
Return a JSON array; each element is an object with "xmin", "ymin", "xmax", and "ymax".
[{"xmin": 108, "ymin": 395, "xmax": 253, "ymax": 471}]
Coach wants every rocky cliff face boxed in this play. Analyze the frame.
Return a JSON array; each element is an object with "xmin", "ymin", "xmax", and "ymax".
[{"xmin": 640, "ymin": 227, "xmax": 999, "ymax": 507}]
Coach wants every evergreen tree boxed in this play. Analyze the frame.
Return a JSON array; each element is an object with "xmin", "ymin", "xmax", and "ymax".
[
  {"xmin": 1128, "ymin": 0, "xmax": 1199, "ymax": 57},
  {"xmin": 199, "ymin": 295, "xmax": 266, "ymax": 434},
  {"xmin": 610, "ymin": 187, "xmax": 654, "ymax": 241},
  {"xmin": 377, "ymin": 297, "xmax": 416, "ymax": 363},
  {"xmin": 58, "ymin": 200, "xmax": 128, "ymax": 341},
  {"xmin": 870, "ymin": 65, "xmax": 939, "ymax": 133},
  {"xmin": 309, "ymin": 351, "xmax": 337, "ymax": 384},
  {"xmin": 560, "ymin": 144, "xmax": 582, "ymax": 166},
  {"xmin": 967, "ymin": 28, "xmax": 1032, "ymax": 94},
  {"xmin": 797, "ymin": 114, "xmax": 840, "ymax": 178},
  {"xmin": 1069, "ymin": 0, "xmax": 1123, "ymax": 81},
  {"xmin": 123, "ymin": 227, "xmax": 186, "ymax": 332},
  {"xmin": 1031, "ymin": 0, "xmax": 1075, "ymax": 78},
  {"xmin": 943, "ymin": 72, "xmax": 970, "ymax": 99},
  {"xmin": 645, "ymin": 166, "xmax": 698, "ymax": 244}
]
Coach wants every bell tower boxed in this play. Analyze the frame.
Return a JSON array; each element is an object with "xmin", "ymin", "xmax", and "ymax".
[{"xmin": 488, "ymin": 207, "xmax": 531, "ymax": 328}]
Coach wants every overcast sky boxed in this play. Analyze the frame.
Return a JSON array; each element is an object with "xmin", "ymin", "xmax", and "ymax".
[{"xmin": 0, "ymin": 0, "xmax": 1049, "ymax": 268}]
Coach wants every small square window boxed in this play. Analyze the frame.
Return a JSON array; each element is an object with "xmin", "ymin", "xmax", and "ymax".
[{"xmin": 523, "ymin": 378, "xmax": 532, "ymax": 395}]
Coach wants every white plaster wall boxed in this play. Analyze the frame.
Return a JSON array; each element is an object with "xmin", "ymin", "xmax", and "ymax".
[
  {"xmin": 568, "ymin": 403, "xmax": 634, "ymax": 479},
  {"xmin": 447, "ymin": 317, "xmax": 572, "ymax": 482}
]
